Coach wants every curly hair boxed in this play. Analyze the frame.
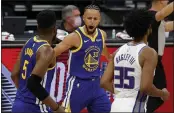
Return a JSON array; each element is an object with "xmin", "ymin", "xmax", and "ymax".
[{"xmin": 124, "ymin": 9, "xmax": 152, "ymax": 41}]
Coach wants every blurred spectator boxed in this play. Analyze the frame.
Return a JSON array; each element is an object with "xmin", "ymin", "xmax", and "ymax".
[{"xmin": 54, "ymin": 5, "xmax": 83, "ymax": 43}]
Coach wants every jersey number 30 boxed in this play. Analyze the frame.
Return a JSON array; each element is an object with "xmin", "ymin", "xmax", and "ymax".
[
  {"xmin": 22, "ymin": 60, "xmax": 29, "ymax": 79},
  {"xmin": 114, "ymin": 66, "xmax": 135, "ymax": 89}
]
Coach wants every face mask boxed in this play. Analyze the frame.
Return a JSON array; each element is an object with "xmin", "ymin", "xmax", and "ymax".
[{"xmin": 73, "ymin": 16, "xmax": 82, "ymax": 28}]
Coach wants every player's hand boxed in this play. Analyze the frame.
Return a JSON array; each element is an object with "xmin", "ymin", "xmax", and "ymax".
[
  {"xmin": 161, "ymin": 88, "xmax": 170, "ymax": 101},
  {"xmin": 53, "ymin": 105, "xmax": 65, "ymax": 113}
]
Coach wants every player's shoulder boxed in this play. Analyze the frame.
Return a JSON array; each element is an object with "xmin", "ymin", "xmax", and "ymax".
[
  {"xmin": 37, "ymin": 44, "xmax": 54, "ymax": 58},
  {"xmin": 98, "ymin": 28, "xmax": 106, "ymax": 36},
  {"xmin": 63, "ymin": 31, "xmax": 79, "ymax": 40},
  {"xmin": 140, "ymin": 46, "xmax": 157, "ymax": 58}
]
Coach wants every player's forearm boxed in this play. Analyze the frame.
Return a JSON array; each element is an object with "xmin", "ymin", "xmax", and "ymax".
[
  {"xmin": 11, "ymin": 75, "xmax": 19, "ymax": 88},
  {"xmin": 27, "ymin": 75, "xmax": 60, "ymax": 111},
  {"xmin": 100, "ymin": 82, "xmax": 114, "ymax": 93},
  {"xmin": 165, "ymin": 21, "xmax": 174, "ymax": 32},
  {"xmin": 42, "ymin": 96, "xmax": 60, "ymax": 111},
  {"xmin": 141, "ymin": 84, "xmax": 163, "ymax": 98},
  {"xmin": 54, "ymin": 44, "xmax": 69, "ymax": 57},
  {"xmin": 156, "ymin": 2, "xmax": 174, "ymax": 21},
  {"xmin": 102, "ymin": 48, "xmax": 110, "ymax": 61}
]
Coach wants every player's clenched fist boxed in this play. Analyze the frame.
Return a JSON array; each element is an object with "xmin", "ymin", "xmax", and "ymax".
[
  {"xmin": 161, "ymin": 88, "xmax": 170, "ymax": 101},
  {"xmin": 53, "ymin": 105, "xmax": 65, "ymax": 113}
]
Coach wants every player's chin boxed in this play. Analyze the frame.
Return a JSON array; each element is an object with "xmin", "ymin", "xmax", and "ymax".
[{"xmin": 88, "ymin": 30, "xmax": 95, "ymax": 34}]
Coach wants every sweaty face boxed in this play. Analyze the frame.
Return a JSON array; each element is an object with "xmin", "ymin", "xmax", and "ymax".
[{"xmin": 83, "ymin": 9, "xmax": 101, "ymax": 34}]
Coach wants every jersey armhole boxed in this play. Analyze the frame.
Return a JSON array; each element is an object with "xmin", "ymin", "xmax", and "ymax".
[
  {"xmin": 137, "ymin": 45, "xmax": 149, "ymax": 68},
  {"xmin": 71, "ymin": 30, "xmax": 83, "ymax": 53},
  {"xmin": 47, "ymin": 63, "xmax": 56, "ymax": 71},
  {"xmin": 36, "ymin": 43, "xmax": 50, "ymax": 52},
  {"xmin": 99, "ymin": 29, "xmax": 105, "ymax": 49}
]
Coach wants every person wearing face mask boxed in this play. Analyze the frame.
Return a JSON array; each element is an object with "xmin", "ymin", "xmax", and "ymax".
[
  {"xmin": 56, "ymin": 5, "xmax": 83, "ymax": 42},
  {"xmin": 146, "ymin": 0, "xmax": 174, "ymax": 112}
]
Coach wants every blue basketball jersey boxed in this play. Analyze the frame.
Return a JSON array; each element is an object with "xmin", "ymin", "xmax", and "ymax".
[
  {"xmin": 15, "ymin": 36, "xmax": 56, "ymax": 111},
  {"xmin": 68, "ymin": 26, "xmax": 105, "ymax": 79}
]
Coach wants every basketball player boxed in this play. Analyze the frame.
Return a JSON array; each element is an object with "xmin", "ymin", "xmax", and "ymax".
[
  {"xmin": 147, "ymin": 1, "xmax": 173, "ymax": 112},
  {"xmin": 54, "ymin": 5, "xmax": 111, "ymax": 113},
  {"xmin": 11, "ymin": 10, "xmax": 64, "ymax": 112},
  {"xmin": 100, "ymin": 9, "xmax": 170, "ymax": 112}
]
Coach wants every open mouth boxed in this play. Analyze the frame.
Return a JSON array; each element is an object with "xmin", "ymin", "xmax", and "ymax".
[{"xmin": 89, "ymin": 26, "xmax": 94, "ymax": 29}]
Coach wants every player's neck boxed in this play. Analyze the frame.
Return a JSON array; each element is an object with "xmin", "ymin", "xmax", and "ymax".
[
  {"xmin": 37, "ymin": 35, "xmax": 52, "ymax": 45},
  {"xmin": 64, "ymin": 22, "xmax": 75, "ymax": 32},
  {"xmin": 133, "ymin": 37, "xmax": 148, "ymax": 45}
]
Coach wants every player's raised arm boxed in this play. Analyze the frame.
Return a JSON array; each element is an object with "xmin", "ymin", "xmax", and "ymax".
[
  {"xmin": 100, "ymin": 52, "xmax": 117, "ymax": 94},
  {"xmin": 27, "ymin": 45, "xmax": 64, "ymax": 112},
  {"xmin": 11, "ymin": 51, "xmax": 22, "ymax": 88},
  {"xmin": 165, "ymin": 21, "xmax": 174, "ymax": 32},
  {"xmin": 54, "ymin": 32, "xmax": 80, "ymax": 56},
  {"xmin": 140, "ymin": 47, "xmax": 169, "ymax": 101},
  {"xmin": 155, "ymin": 1, "xmax": 174, "ymax": 22}
]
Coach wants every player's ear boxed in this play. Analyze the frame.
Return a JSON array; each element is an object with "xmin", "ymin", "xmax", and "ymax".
[
  {"xmin": 99, "ymin": 14, "xmax": 101, "ymax": 22},
  {"xmin": 83, "ymin": 14, "xmax": 85, "ymax": 21}
]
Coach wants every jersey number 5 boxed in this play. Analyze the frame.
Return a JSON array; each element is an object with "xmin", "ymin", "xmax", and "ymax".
[
  {"xmin": 114, "ymin": 66, "xmax": 135, "ymax": 89},
  {"xmin": 22, "ymin": 60, "xmax": 29, "ymax": 79}
]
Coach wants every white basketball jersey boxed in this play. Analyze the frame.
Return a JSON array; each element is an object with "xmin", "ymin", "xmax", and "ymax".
[{"xmin": 114, "ymin": 42, "xmax": 147, "ymax": 98}]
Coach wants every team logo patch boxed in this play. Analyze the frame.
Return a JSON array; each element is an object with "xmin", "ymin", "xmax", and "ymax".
[{"xmin": 83, "ymin": 46, "xmax": 100, "ymax": 72}]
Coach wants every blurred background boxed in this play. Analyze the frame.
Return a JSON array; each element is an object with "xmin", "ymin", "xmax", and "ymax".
[
  {"xmin": 1, "ymin": 0, "xmax": 174, "ymax": 40},
  {"xmin": 1, "ymin": 0, "xmax": 174, "ymax": 112}
]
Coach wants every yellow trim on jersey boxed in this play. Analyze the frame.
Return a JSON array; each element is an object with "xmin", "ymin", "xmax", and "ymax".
[
  {"xmin": 34, "ymin": 36, "xmax": 49, "ymax": 43},
  {"xmin": 99, "ymin": 29, "xmax": 105, "ymax": 49},
  {"xmin": 47, "ymin": 63, "xmax": 56, "ymax": 70},
  {"xmin": 64, "ymin": 103, "xmax": 71, "ymax": 112},
  {"xmin": 79, "ymin": 26, "xmax": 98, "ymax": 42},
  {"xmin": 24, "ymin": 38, "xmax": 31, "ymax": 46},
  {"xmin": 71, "ymin": 30, "xmax": 83, "ymax": 53},
  {"xmin": 36, "ymin": 43, "xmax": 50, "ymax": 52}
]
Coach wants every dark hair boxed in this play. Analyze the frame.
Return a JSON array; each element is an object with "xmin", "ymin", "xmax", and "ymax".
[
  {"xmin": 124, "ymin": 9, "xmax": 152, "ymax": 41},
  {"xmin": 85, "ymin": 4, "xmax": 100, "ymax": 12},
  {"xmin": 37, "ymin": 10, "xmax": 56, "ymax": 29}
]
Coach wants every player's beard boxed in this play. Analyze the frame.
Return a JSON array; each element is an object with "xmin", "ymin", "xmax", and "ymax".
[{"xmin": 85, "ymin": 25, "xmax": 96, "ymax": 35}]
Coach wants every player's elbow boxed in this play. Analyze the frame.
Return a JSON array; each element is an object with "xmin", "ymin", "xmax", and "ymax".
[
  {"xmin": 11, "ymin": 72, "xmax": 18, "ymax": 82},
  {"xmin": 140, "ymin": 83, "xmax": 151, "ymax": 94},
  {"xmin": 100, "ymin": 78, "xmax": 108, "ymax": 88},
  {"xmin": 11, "ymin": 74, "xmax": 15, "ymax": 81},
  {"xmin": 155, "ymin": 11, "xmax": 165, "ymax": 22},
  {"xmin": 100, "ymin": 81, "xmax": 105, "ymax": 88}
]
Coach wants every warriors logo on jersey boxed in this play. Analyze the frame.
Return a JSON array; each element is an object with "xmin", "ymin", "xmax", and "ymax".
[{"xmin": 83, "ymin": 45, "xmax": 100, "ymax": 72}]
